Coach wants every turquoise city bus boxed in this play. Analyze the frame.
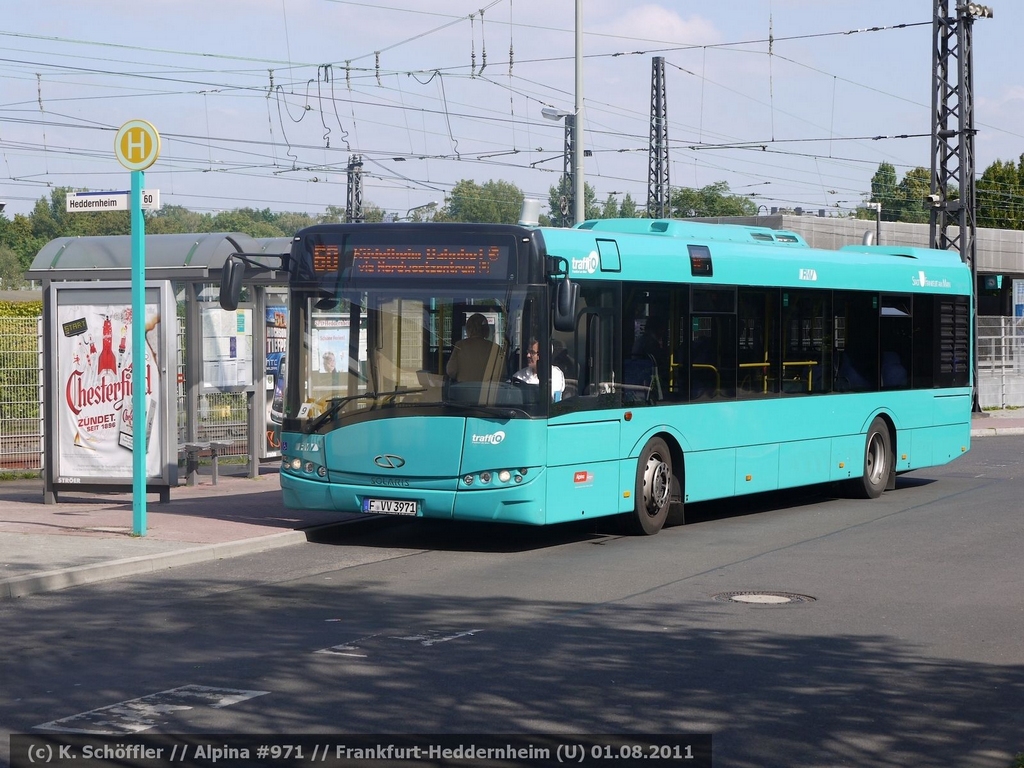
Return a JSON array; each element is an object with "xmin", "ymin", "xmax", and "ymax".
[{"xmin": 221, "ymin": 218, "xmax": 972, "ymax": 535}]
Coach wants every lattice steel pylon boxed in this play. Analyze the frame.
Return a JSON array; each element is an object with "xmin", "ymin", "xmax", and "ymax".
[
  {"xmin": 346, "ymin": 154, "xmax": 364, "ymax": 223},
  {"xmin": 930, "ymin": 1, "xmax": 992, "ymax": 412},
  {"xmin": 647, "ymin": 56, "xmax": 670, "ymax": 219},
  {"xmin": 561, "ymin": 114, "xmax": 576, "ymax": 227}
]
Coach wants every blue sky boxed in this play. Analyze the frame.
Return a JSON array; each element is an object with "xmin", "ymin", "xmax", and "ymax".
[{"xmin": 1, "ymin": 1, "xmax": 1020, "ymax": 220}]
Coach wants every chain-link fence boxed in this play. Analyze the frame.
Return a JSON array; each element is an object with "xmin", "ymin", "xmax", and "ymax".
[
  {"xmin": 978, "ymin": 316, "xmax": 1024, "ymax": 409},
  {"xmin": 0, "ymin": 312, "xmax": 249, "ymax": 474},
  {"xmin": 0, "ymin": 317, "xmax": 43, "ymax": 471}
]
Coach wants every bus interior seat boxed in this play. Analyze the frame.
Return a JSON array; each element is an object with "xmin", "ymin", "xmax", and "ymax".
[
  {"xmin": 835, "ymin": 352, "xmax": 870, "ymax": 392},
  {"xmin": 623, "ymin": 355, "xmax": 658, "ymax": 403}
]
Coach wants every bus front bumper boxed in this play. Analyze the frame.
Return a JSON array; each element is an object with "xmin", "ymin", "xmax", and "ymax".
[{"xmin": 280, "ymin": 471, "xmax": 547, "ymax": 525}]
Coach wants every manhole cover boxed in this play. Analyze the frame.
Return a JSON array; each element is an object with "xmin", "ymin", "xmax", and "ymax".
[{"xmin": 713, "ymin": 591, "xmax": 816, "ymax": 605}]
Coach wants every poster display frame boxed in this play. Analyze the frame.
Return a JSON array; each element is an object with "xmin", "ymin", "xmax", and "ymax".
[{"xmin": 43, "ymin": 280, "xmax": 177, "ymax": 503}]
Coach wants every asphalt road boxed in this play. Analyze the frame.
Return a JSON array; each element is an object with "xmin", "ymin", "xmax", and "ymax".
[{"xmin": 1, "ymin": 438, "xmax": 1022, "ymax": 768}]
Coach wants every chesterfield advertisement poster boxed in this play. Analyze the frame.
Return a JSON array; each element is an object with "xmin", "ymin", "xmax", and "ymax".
[{"xmin": 54, "ymin": 290, "xmax": 169, "ymax": 481}]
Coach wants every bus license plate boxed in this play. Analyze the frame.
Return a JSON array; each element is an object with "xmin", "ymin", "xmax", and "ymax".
[{"xmin": 363, "ymin": 498, "xmax": 418, "ymax": 516}]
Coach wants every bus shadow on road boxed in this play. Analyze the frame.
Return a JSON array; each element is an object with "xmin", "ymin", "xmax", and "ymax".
[
  {"xmin": 308, "ymin": 515, "xmax": 612, "ymax": 553},
  {"xmin": 679, "ymin": 474, "xmax": 939, "ymax": 526},
  {"xmin": 308, "ymin": 474, "xmax": 943, "ymax": 552}
]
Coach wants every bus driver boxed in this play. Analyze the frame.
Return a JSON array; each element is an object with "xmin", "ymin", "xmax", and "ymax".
[{"xmin": 446, "ymin": 313, "xmax": 503, "ymax": 383}]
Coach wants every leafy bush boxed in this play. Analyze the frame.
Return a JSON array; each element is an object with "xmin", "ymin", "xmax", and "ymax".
[{"xmin": 0, "ymin": 300, "xmax": 42, "ymax": 317}]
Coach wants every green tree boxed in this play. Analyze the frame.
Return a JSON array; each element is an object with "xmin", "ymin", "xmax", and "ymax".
[
  {"xmin": 147, "ymin": 205, "xmax": 212, "ymax": 234},
  {"xmin": 0, "ymin": 214, "xmax": 41, "ymax": 270},
  {"xmin": 0, "ymin": 244, "xmax": 24, "ymax": 289},
  {"xmin": 599, "ymin": 193, "xmax": 619, "ymax": 219},
  {"xmin": 361, "ymin": 203, "xmax": 386, "ymax": 223},
  {"xmin": 546, "ymin": 178, "xmax": 600, "ymax": 226},
  {"xmin": 438, "ymin": 179, "xmax": 524, "ymax": 224},
  {"xmin": 869, "ymin": 161, "xmax": 900, "ymax": 221},
  {"xmin": 670, "ymin": 181, "xmax": 756, "ymax": 218},
  {"xmin": 894, "ymin": 167, "xmax": 932, "ymax": 224},
  {"xmin": 209, "ymin": 210, "xmax": 285, "ymax": 237},
  {"xmin": 618, "ymin": 192, "xmax": 640, "ymax": 219},
  {"xmin": 319, "ymin": 205, "xmax": 347, "ymax": 224},
  {"xmin": 273, "ymin": 211, "xmax": 319, "ymax": 235},
  {"xmin": 977, "ymin": 155, "xmax": 1024, "ymax": 230}
]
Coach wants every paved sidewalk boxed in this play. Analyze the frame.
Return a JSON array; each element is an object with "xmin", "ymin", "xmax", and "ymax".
[
  {"xmin": 0, "ymin": 468, "xmax": 365, "ymax": 599},
  {"xmin": 1, "ymin": 410, "xmax": 1022, "ymax": 600}
]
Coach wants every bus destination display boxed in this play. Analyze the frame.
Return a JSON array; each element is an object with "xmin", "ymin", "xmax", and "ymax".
[
  {"xmin": 350, "ymin": 244, "xmax": 509, "ymax": 279},
  {"xmin": 312, "ymin": 244, "xmax": 340, "ymax": 274}
]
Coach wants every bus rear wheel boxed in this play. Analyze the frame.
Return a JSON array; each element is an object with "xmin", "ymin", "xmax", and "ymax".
[
  {"xmin": 628, "ymin": 437, "xmax": 673, "ymax": 535},
  {"xmin": 852, "ymin": 416, "xmax": 892, "ymax": 499}
]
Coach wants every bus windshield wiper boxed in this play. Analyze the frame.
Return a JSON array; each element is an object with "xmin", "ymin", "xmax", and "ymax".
[
  {"xmin": 306, "ymin": 389, "xmax": 423, "ymax": 432},
  {"xmin": 441, "ymin": 401, "xmax": 530, "ymax": 419},
  {"xmin": 306, "ymin": 392, "xmax": 378, "ymax": 432}
]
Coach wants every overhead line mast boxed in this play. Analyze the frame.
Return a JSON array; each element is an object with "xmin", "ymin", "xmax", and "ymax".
[
  {"xmin": 647, "ymin": 55, "xmax": 670, "ymax": 219},
  {"xmin": 929, "ymin": 0, "xmax": 993, "ymax": 413}
]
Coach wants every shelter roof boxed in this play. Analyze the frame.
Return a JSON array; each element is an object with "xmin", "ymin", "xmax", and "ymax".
[{"xmin": 27, "ymin": 232, "xmax": 276, "ymax": 281}]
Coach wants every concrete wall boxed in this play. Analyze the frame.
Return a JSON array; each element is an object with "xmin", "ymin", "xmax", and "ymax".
[{"xmin": 691, "ymin": 214, "xmax": 1024, "ymax": 278}]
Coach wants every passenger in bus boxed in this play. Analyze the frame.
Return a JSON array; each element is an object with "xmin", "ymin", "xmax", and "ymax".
[
  {"xmin": 513, "ymin": 338, "xmax": 566, "ymax": 401},
  {"xmin": 632, "ymin": 315, "xmax": 669, "ymax": 371},
  {"xmin": 446, "ymin": 313, "xmax": 504, "ymax": 383},
  {"xmin": 881, "ymin": 351, "xmax": 908, "ymax": 388},
  {"xmin": 631, "ymin": 315, "xmax": 669, "ymax": 400},
  {"xmin": 835, "ymin": 350, "xmax": 870, "ymax": 391}
]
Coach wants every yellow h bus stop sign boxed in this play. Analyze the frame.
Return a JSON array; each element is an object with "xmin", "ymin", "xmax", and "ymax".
[{"xmin": 115, "ymin": 120, "xmax": 161, "ymax": 171}]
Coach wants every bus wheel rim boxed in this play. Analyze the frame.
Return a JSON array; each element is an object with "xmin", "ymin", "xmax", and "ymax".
[
  {"xmin": 866, "ymin": 432, "xmax": 886, "ymax": 485},
  {"xmin": 644, "ymin": 455, "xmax": 670, "ymax": 515}
]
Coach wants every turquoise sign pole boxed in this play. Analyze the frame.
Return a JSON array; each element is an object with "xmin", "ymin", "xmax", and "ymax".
[
  {"xmin": 130, "ymin": 168, "xmax": 147, "ymax": 535},
  {"xmin": 115, "ymin": 120, "xmax": 161, "ymax": 537}
]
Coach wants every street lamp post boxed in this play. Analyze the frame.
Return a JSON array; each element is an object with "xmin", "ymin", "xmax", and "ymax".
[
  {"xmin": 573, "ymin": 0, "xmax": 584, "ymax": 227},
  {"xmin": 403, "ymin": 201, "xmax": 438, "ymax": 221}
]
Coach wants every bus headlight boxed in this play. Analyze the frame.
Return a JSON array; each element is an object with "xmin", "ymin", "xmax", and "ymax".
[
  {"xmin": 462, "ymin": 469, "xmax": 530, "ymax": 487},
  {"xmin": 283, "ymin": 454, "xmax": 328, "ymax": 481}
]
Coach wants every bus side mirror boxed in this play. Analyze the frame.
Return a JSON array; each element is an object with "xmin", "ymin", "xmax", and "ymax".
[
  {"xmin": 554, "ymin": 278, "xmax": 578, "ymax": 332},
  {"xmin": 219, "ymin": 254, "xmax": 245, "ymax": 311}
]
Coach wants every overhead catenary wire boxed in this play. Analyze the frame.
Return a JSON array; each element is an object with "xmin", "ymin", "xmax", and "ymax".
[{"xmin": 0, "ymin": 10, "xmax": 1004, "ymax": 219}]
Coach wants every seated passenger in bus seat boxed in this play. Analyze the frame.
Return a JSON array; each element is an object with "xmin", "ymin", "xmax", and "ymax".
[
  {"xmin": 632, "ymin": 315, "xmax": 669, "ymax": 372},
  {"xmin": 835, "ymin": 351, "xmax": 870, "ymax": 391},
  {"xmin": 446, "ymin": 313, "xmax": 504, "ymax": 383},
  {"xmin": 881, "ymin": 351, "xmax": 908, "ymax": 388}
]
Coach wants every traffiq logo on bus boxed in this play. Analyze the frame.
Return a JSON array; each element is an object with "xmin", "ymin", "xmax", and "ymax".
[
  {"xmin": 571, "ymin": 252, "xmax": 599, "ymax": 274},
  {"xmin": 472, "ymin": 431, "xmax": 506, "ymax": 445}
]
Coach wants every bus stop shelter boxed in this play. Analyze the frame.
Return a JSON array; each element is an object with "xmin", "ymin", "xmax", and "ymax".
[{"xmin": 27, "ymin": 232, "xmax": 291, "ymax": 503}]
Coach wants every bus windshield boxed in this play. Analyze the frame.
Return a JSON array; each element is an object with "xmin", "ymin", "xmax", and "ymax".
[{"xmin": 285, "ymin": 284, "xmax": 552, "ymax": 432}]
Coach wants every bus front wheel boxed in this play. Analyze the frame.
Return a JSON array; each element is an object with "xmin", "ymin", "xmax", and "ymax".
[
  {"xmin": 852, "ymin": 416, "xmax": 892, "ymax": 499},
  {"xmin": 628, "ymin": 437, "xmax": 673, "ymax": 535}
]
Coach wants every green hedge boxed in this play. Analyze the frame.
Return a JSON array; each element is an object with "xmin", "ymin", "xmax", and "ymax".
[{"xmin": 0, "ymin": 301, "xmax": 43, "ymax": 317}]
